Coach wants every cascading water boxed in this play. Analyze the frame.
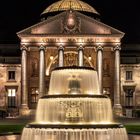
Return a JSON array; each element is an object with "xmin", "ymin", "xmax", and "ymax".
[{"xmin": 21, "ymin": 66, "xmax": 128, "ymax": 140}]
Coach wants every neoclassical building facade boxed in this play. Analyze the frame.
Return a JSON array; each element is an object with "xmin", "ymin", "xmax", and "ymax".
[
  {"xmin": 17, "ymin": 0, "xmax": 124, "ymax": 116},
  {"xmin": 0, "ymin": 56, "xmax": 21, "ymax": 117},
  {"xmin": 121, "ymin": 64, "xmax": 140, "ymax": 117},
  {"xmin": 120, "ymin": 44, "xmax": 140, "ymax": 117}
]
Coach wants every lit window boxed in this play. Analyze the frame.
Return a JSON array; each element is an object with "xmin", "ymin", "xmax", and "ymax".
[
  {"xmin": 8, "ymin": 71, "xmax": 15, "ymax": 80},
  {"xmin": 126, "ymin": 71, "xmax": 133, "ymax": 80},
  {"xmin": 8, "ymin": 89, "xmax": 16, "ymax": 108}
]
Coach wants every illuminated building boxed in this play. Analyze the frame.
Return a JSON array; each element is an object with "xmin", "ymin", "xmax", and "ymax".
[
  {"xmin": 0, "ymin": 44, "xmax": 21, "ymax": 117},
  {"xmin": 3, "ymin": 1, "xmax": 140, "ymax": 117},
  {"xmin": 120, "ymin": 44, "xmax": 140, "ymax": 117},
  {"xmin": 17, "ymin": 0, "xmax": 124, "ymax": 116}
]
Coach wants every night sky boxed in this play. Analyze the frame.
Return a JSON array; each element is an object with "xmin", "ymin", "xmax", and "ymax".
[{"xmin": 0, "ymin": 0, "xmax": 139, "ymax": 44}]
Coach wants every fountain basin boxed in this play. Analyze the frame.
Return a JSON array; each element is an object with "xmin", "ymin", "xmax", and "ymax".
[
  {"xmin": 26, "ymin": 123, "xmax": 124, "ymax": 129},
  {"xmin": 21, "ymin": 124, "xmax": 128, "ymax": 140},
  {"xmin": 41, "ymin": 94, "xmax": 108, "ymax": 98},
  {"xmin": 49, "ymin": 66, "xmax": 99, "ymax": 95},
  {"xmin": 36, "ymin": 95, "xmax": 113, "ymax": 123}
]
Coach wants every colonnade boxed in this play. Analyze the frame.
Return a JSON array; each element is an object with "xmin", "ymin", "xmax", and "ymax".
[{"xmin": 20, "ymin": 44, "xmax": 122, "ymax": 114}]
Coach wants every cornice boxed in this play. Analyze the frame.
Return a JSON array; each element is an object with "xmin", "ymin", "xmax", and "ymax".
[
  {"xmin": 19, "ymin": 33, "xmax": 122, "ymax": 37},
  {"xmin": 120, "ymin": 64, "xmax": 140, "ymax": 68}
]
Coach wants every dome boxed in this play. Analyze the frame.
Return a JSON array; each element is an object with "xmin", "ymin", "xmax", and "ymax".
[{"xmin": 42, "ymin": 0, "xmax": 99, "ymax": 15}]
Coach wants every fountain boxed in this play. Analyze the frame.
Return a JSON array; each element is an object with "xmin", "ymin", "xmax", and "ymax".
[{"xmin": 21, "ymin": 66, "xmax": 128, "ymax": 140}]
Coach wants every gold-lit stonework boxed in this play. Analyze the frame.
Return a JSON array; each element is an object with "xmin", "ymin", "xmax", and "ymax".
[
  {"xmin": 17, "ymin": 0, "xmax": 125, "ymax": 117},
  {"xmin": 42, "ymin": 0, "xmax": 99, "ymax": 15}
]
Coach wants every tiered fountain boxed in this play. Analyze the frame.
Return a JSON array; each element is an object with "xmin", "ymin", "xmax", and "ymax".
[{"xmin": 21, "ymin": 66, "xmax": 128, "ymax": 140}]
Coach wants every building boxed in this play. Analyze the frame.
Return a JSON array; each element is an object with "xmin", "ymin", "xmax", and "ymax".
[
  {"xmin": 0, "ymin": 1, "xmax": 139, "ymax": 118},
  {"xmin": 17, "ymin": 0, "xmax": 124, "ymax": 116},
  {"xmin": 120, "ymin": 44, "xmax": 140, "ymax": 117},
  {"xmin": 1, "ymin": 45, "xmax": 140, "ymax": 118},
  {"xmin": 0, "ymin": 44, "xmax": 21, "ymax": 117}
]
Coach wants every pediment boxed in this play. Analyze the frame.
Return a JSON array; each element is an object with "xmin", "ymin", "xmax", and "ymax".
[{"xmin": 17, "ymin": 10, "xmax": 124, "ymax": 37}]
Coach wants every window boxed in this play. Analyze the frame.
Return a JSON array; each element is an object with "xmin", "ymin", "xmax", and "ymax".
[
  {"xmin": 8, "ymin": 89, "xmax": 16, "ymax": 108},
  {"xmin": 31, "ymin": 88, "xmax": 39, "ymax": 103},
  {"xmin": 126, "ymin": 71, "xmax": 133, "ymax": 80},
  {"xmin": 8, "ymin": 71, "xmax": 15, "ymax": 80},
  {"xmin": 125, "ymin": 89, "xmax": 133, "ymax": 107}
]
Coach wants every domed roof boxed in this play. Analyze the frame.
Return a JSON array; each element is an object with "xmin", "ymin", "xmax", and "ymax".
[{"xmin": 42, "ymin": 0, "xmax": 99, "ymax": 15}]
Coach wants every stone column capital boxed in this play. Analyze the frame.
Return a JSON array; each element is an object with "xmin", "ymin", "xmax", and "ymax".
[
  {"xmin": 58, "ymin": 44, "xmax": 64, "ymax": 50},
  {"xmin": 95, "ymin": 45, "xmax": 103, "ymax": 52},
  {"xmin": 113, "ymin": 44, "xmax": 121, "ymax": 51},
  {"xmin": 78, "ymin": 44, "xmax": 84, "ymax": 50},
  {"xmin": 20, "ymin": 44, "xmax": 28, "ymax": 51},
  {"xmin": 39, "ymin": 45, "xmax": 46, "ymax": 51}
]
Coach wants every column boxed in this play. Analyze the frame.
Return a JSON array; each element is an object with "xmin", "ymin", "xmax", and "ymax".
[
  {"xmin": 113, "ymin": 44, "xmax": 122, "ymax": 116},
  {"xmin": 96, "ymin": 45, "xmax": 103, "ymax": 94},
  {"xmin": 20, "ymin": 45, "xmax": 29, "ymax": 115},
  {"xmin": 78, "ymin": 45, "xmax": 84, "ymax": 66},
  {"xmin": 39, "ymin": 45, "xmax": 46, "ymax": 98},
  {"xmin": 58, "ymin": 45, "xmax": 64, "ymax": 67}
]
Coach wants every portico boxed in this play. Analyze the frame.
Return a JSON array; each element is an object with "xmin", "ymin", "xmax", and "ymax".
[{"xmin": 17, "ymin": 0, "xmax": 124, "ymax": 116}]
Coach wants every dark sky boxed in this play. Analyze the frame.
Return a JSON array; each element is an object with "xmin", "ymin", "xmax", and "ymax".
[{"xmin": 0, "ymin": 0, "xmax": 139, "ymax": 44}]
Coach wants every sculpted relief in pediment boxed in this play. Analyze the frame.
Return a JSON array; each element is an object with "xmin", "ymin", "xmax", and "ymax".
[
  {"xmin": 18, "ymin": 10, "xmax": 123, "ymax": 36},
  {"xmin": 62, "ymin": 11, "xmax": 81, "ymax": 34}
]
